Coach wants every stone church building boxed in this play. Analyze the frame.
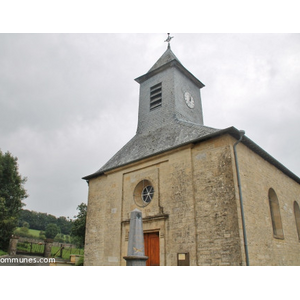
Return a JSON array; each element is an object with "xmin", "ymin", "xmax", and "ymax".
[{"xmin": 83, "ymin": 40, "xmax": 300, "ymax": 266}]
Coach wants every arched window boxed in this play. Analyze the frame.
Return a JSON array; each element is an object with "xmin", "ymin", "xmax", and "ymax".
[
  {"xmin": 294, "ymin": 201, "xmax": 300, "ymax": 241},
  {"xmin": 268, "ymin": 188, "xmax": 284, "ymax": 239}
]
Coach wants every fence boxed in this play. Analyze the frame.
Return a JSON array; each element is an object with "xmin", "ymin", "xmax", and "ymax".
[
  {"xmin": 51, "ymin": 244, "xmax": 84, "ymax": 260},
  {"xmin": 9, "ymin": 236, "xmax": 83, "ymax": 260},
  {"xmin": 17, "ymin": 241, "xmax": 45, "ymax": 256}
]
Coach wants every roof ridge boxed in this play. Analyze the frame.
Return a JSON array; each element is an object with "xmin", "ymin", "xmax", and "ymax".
[{"xmin": 148, "ymin": 48, "xmax": 181, "ymax": 72}]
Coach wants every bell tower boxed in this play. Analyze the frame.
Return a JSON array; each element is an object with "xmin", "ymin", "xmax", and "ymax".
[
  {"xmin": 83, "ymin": 34, "xmax": 218, "ymax": 178},
  {"xmin": 135, "ymin": 34, "xmax": 205, "ymax": 135}
]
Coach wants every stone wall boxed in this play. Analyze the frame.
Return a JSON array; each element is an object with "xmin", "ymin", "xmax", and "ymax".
[
  {"xmin": 162, "ymin": 147, "xmax": 198, "ymax": 265},
  {"xmin": 192, "ymin": 136, "xmax": 243, "ymax": 265},
  {"xmin": 17, "ymin": 236, "xmax": 77, "ymax": 248},
  {"xmin": 233, "ymin": 136, "xmax": 300, "ymax": 265},
  {"xmin": 84, "ymin": 134, "xmax": 300, "ymax": 266}
]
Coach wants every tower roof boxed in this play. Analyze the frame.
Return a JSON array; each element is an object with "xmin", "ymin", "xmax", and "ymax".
[
  {"xmin": 83, "ymin": 44, "xmax": 209, "ymax": 180},
  {"xmin": 148, "ymin": 47, "xmax": 181, "ymax": 72},
  {"xmin": 135, "ymin": 47, "xmax": 205, "ymax": 89},
  {"xmin": 82, "ymin": 41, "xmax": 300, "ymax": 184}
]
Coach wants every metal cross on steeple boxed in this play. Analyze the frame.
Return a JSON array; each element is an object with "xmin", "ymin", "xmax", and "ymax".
[{"xmin": 164, "ymin": 33, "xmax": 174, "ymax": 49}]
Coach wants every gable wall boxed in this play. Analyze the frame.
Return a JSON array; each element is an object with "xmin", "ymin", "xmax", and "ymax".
[
  {"xmin": 84, "ymin": 135, "xmax": 244, "ymax": 265},
  {"xmin": 84, "ymin": 133, "xmax": 300, "ymax": 266},
  {"xmin": 233, "ymin": 138, "xmax": 300, "ymax": 265}
]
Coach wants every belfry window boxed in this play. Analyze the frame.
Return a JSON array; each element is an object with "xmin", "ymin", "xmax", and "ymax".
[
  {"xmin": 150, "ymin": 83, "xmax": 162, "ymax": 110},
  {"xmin": 268, "ymin": 188, "xmax": 284, "ymax": 239},
  {"xmin": 294, "ymin": 201, "xmax": 300, "ymax": 241}
]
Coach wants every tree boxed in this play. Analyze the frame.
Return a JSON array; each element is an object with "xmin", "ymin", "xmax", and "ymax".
[
  {"xmin": 19, "ymin": 221, "xmax": 29, "ymax": 235},
  {"xmin": 18, "ymin": 209, "xmax": 73, "ymax": 233},
  {"xmin": 39, "ymin": 230, "xmax": 46, "ymax": 240},
  {"xmin": 22, "ymin": 221, "xmax": 29, "ymax": 228},
  {"xmin": 0, "ymin": 150, "xmax": 28, "ymax": 251},
  {"xmin": 71, "ymin": 203, "xmax": 87, "ymax": 248},
  {"xmin": 57, "ymin": 216, "xmax": 73, "ymax": 235},
  {"xmin": 45, "ymin": 223, "xmax": 60, "ymax": 239}
]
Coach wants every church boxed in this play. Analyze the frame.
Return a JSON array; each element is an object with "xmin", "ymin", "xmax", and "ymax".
[{"xmin": 83, "ymin": 36, "xmax": 300, "ymax": 266}]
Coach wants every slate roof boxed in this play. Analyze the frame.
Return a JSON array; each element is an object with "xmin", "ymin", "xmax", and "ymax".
[
  {"xmin": 82, "ymin": 46, "xmax": 300, "ymax": 184},
  {"xmin": 83, "ymin": 120, "xmax": 220, "ymax": 179},
  {"xmin": 83, "ymin": 123, "xmax": 300, "ymax": 184},
  {"xmin": 82, "ymin": 47, "xmax": 214, "ymax": 180},
  {"xmin": 135, "ymin": 48, "xmax": 205, "ymax": 89},
  {"xmin": 148, "ymin": 47, "xmax": 181, "ymax": 72}
]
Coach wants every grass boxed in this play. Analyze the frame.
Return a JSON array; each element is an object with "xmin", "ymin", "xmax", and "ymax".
[
  {"xmin": 0, "ymin": 249, "xmax": 8, "ymax": 256},
  {"xmin": 51, "ymin": 246, "xmax": 84, "ymax": 260},
  {"xmin": 16, "ymin": 242, "xmax": 83, "ymax": 260},
  {"xmin": 14, "ymin": 227, "xmax": 41, "ymax": 238},
  {"xmin": 10, "ymin": 228, "xmax": 83, "ymax": 260},
  {"xmin": 14, "ymin": 228, "xmax": 72, "ymax": 243},
  {"xmin": 17, "ymin": 241, "xmax": 45, "ymax": 253},
  {"xmin": 27, "ymin": 228, "xmax": 41, "ymax": 237}
]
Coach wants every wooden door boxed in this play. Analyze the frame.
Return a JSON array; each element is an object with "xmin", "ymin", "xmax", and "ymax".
[{"xmin": 144, "ymin": 232, "xmax": 160, "ymax": 266}]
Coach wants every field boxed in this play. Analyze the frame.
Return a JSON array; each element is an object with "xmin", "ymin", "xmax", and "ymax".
[
  {"xmin": 16, "ymin": 242, "xmax": 83, "ymax": 260},
  {"xmin": 15, "ymin": 240, "xmax": 84, "ymax": 261},
  {"xmin": 26, "ymin": 229, "xmax": 41, "ymax": 237},
  {"xmin": 14, "ymin": 227, "xmax": 41, "ymax": 238},
  {"xmin": 6, "ymin": 228, "xmax": 84, "ymax": 262},
  {"xmin": 14, "ymin": 228, "xmax": 72, "ymax": 243}
]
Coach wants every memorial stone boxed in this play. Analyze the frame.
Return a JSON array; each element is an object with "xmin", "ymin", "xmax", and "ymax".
[{"xmin": 123, "ymin": 209, "xmax": 148, "ymax": 266}]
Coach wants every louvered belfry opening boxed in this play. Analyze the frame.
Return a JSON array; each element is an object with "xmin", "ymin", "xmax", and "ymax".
[{"xmin": 150, "ymin": 82, "xmax": 162, "ymax": 110}]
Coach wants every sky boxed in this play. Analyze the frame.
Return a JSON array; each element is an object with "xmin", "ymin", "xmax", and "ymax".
[{"xmin": 1, "ymin": 33, "xmax": 300, "ymax": 219}]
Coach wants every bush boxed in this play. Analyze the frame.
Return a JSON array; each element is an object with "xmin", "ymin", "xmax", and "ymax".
[
  {"xmin": 76, "ymin": 256, "xmax": 84, "ymax": 266},
  {"xmin": 54, "ymin": 233, "xmax": 65, "ymax": 243},
  {"xmin": 22, "ymin": 221, "xmax": 29, "ymax": 228},
  {"xmin": 14, "ymin": 227, "xmax": 35, "ymax": 238},
  {"xmin": 45, "ymin": 223, "xmax": 60, "ymax": 239},
  {"xmin": 39, "ymin": 231, "xmax": 46, "ymax": 240},
  {"xmin": 20, "ymin": 226, "xmax": 29, "ymax": 234},
  {"xmin": 0, "ymin": 249, "xmax": 8, "ymax": 256}
]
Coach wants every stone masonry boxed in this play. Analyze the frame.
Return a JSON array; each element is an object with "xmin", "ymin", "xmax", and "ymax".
[
  {"xmin": 84, "ymin": 132, "xmax": 300, "ymax": 265},
  {"xmin": 83, "ymin": 43, "xmax": 300, "ymax": 266}
]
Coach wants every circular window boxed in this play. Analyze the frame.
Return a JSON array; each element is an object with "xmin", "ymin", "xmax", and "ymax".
[
  {"xmin": 134, "ymin": 180, "xmax": 154, "ymax": 207},
  {"xmin": 142, "ymin": 185, "xmax": 154, "ymax": 203}
]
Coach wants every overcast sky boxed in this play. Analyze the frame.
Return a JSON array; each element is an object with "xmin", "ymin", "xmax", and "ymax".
[{"xmin": 0, "ymin": 33, "xmax": 299, "ymax": 218}]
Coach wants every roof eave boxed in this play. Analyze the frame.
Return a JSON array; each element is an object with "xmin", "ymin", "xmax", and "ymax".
[
  {"xmin": 135, "ymin": 60, "xmax": 205, "ymax": 89},
  {"xmin": 82, "ymin": 126, "xmax": 300, "ymax": 184},
  {"xmin": 82, "ymin": 127, "xmax": 232, "ymax": 181}
]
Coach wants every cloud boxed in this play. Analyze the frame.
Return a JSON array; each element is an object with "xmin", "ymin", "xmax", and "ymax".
[{"xmin": 0, "ymin": 33, "xmax": 299, "ymax": 217}]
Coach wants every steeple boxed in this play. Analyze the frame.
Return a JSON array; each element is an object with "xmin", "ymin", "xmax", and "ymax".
[
  {"xmin": 83, "ymin": 37, "xmax": 219, "ymax": 179},
  {"xmin": 146, "ymin": 34, "xmax": 178, "ymax": 72},
  {"xmin": 135, "ymin": 40, "xmax": 205, "ymax": 135},
  {"xmin": 148, "ymin": 47, "xmax": 181, "ymax": 73},
  {"xmin": 135, "ymin": 44, "xmax": 204, "ymax": 88}
]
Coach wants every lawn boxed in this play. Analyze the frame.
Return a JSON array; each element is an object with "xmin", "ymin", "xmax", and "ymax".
[
  {"xmin": 14, "ymin": 227, "xmax": 41, "ymax": 238},
  {"xmin": 27, "ymin": 228, "xmax": 41, "ymax": 237}
]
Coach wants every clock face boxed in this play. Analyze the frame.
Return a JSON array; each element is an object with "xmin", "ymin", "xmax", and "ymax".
[{"xmin": 184, "ymin": 92, "xmax": 194, "ymax": 109}]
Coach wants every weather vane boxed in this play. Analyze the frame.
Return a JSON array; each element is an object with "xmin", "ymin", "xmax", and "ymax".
[{"xmin": 164, "ymin": 33, "xmax": 174, "ymax": 49}]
